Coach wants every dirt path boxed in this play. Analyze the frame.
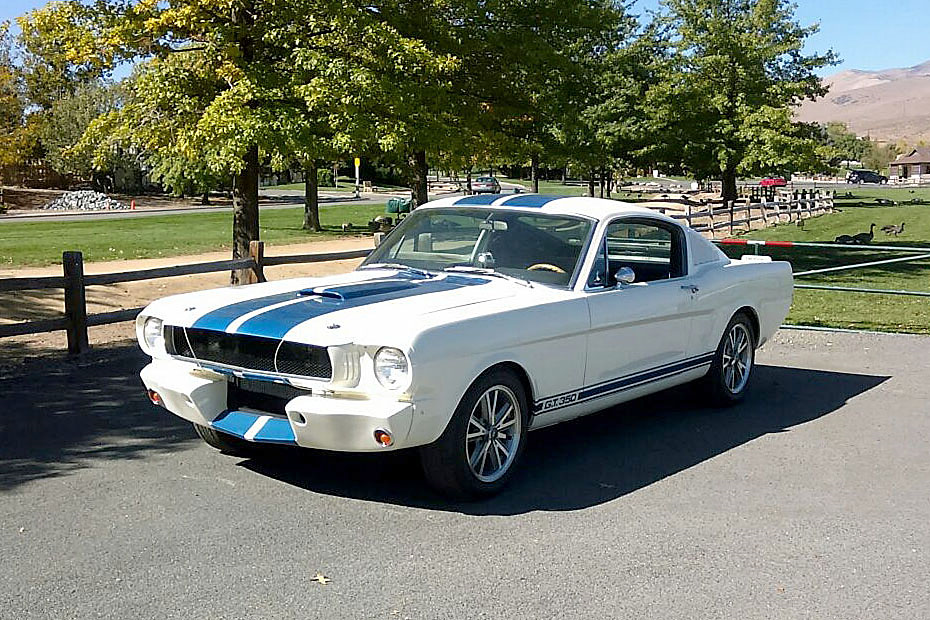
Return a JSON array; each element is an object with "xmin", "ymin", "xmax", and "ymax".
[{"xmin": 0, "ymin": 237, "xmax": 372, "ymax": 364}]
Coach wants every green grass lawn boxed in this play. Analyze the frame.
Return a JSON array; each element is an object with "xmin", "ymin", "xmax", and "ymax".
[
  {"xmin": 0, "ymin": 202, "xmax": 387, "ymax": 267},
  {"xmin": 725, "ymin": 189, "xmax": 930, "ymax": 333}
]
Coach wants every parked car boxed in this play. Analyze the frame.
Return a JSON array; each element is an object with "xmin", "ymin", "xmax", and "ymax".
[
  {"xmin": 760, "ymin": 176, "xmax": 787, "ymax": 187},
  {"xmin": 137, "ymin": 195, "xmax": 793, "ymax": 498},
  {"xmin": 472, "ymin": 176, "xmax": 501, "ymax": 194},
  {"xmin": 846, "ymin": 169, "xmax": 888, "ymax": 184}
]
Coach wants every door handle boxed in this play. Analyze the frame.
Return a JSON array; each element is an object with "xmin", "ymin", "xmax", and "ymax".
[{"xmin": 681, "ymin": 284, "xmax": 699, "ymax": 294}]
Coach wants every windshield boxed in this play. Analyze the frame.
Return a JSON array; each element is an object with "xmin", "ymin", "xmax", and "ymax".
[{"xmin": 361, "ymin": 208, "xmax": 594, "ymax": 287}]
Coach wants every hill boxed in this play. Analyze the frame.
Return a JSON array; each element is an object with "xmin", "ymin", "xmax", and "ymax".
[{"xmin": 796, "ymin": 60, "xmax": 930, "ymax": 142}]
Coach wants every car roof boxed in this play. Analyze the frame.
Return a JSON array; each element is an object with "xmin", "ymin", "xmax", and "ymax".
[{"xmin": 419, "ymin": 194, "xmax": 678, "ymax": 224}]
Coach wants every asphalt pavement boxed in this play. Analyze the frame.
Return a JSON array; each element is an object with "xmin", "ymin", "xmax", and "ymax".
[{"xmin": 1, "ymin": 329, "xmax": 929, "ymax": 619}]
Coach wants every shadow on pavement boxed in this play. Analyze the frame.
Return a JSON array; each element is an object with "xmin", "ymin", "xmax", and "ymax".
[
  {"xmin": 0, "ymin": 345, "xmax": 194, "ymax": 492},
  {"xmin": 242, "ymin": 364, "xmax": 888, "ymax": 514}
]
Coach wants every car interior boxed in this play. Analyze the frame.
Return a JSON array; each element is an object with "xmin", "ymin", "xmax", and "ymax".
[{"xmin": 587, "ymin": 219, "xmax": 686, "ymax": 288}]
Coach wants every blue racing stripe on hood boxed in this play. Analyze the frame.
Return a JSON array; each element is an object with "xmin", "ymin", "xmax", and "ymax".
[
  {"xmin": 233, "ymin": 274, "xmax": 489, "ymax": 339},
  {"xmin": 500, "ymin": 194, "xmax": 563, "ymax": 208},
  {"xmin": 192, "ymin": 291, "xmax": 300, "ymax": 332}
]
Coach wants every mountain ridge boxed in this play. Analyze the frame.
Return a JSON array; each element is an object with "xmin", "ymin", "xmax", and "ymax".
[{"xmin": 796, "ymin": 59, "xmax": 930, "ymax": 142}]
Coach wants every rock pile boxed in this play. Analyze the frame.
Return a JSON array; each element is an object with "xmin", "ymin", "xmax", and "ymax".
[{"xmin": 42, "ymin": 191, "xmax": 129, "ymax": 211}]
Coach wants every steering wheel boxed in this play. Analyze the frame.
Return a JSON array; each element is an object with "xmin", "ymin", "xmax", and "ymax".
[{"xmin": 526, "ymin": 263, "xmax": 566, "ymax": 274}]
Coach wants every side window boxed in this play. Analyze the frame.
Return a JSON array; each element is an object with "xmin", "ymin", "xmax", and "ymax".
[{"xmin": 588, "ymin": 219, "xmax": 685, "ymax": 287}]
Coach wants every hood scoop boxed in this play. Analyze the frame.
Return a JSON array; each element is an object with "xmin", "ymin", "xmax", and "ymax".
[{"xmin": 298, "ymin": 279, "xmax": 421, "ymax": 301}]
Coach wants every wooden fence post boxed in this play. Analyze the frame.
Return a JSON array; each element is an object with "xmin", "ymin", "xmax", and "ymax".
[
  {"xmin": 686, "ymin": 203, "xmax": 692, "ymax": 228},
  {"xmin": 248, "ymin": 240, "xmax": 266, "ymax": 284},
  {"xmin": 728, "ymin": 200, "xmax": 734, "ymax": 235},
  {"xmin": 62, "ymin": 251, "xmax": 89, "ymax": 354}
]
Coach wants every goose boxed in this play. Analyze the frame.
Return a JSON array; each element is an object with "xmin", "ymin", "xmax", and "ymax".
[
  {"xmin": 852, "ymin": 223, "xmax": 876, "ymax": 244},
  {"xmin": 889, "ymin": 222, "xmax": 905, "ymax": 237},
  {"xmin": 880, "ymin": 223, "xmax": 896, "ymax": 234},
  {"xmin": 834, "ymin": 234, "xmax": 854, "ymax": 243}
]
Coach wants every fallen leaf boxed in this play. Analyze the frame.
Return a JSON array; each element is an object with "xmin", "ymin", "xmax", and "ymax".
[{"xmin": 311, "ymin": 572, "xmax": 331, "ymax": 585}]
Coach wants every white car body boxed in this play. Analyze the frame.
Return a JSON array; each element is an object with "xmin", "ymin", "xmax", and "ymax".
[{"xmin": 138, "ymin": 195, "xmax": 792, "ymax": 457}]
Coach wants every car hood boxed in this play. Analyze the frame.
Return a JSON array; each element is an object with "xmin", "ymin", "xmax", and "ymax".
[{"xmin": 144, "ymin": 268, "xmax": 526, "ymax": 346}]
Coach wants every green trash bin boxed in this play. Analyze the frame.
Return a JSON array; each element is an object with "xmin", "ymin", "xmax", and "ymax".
[{"xmin": 386, "ymin": 197, "xmax": 414, "ymax": 214}]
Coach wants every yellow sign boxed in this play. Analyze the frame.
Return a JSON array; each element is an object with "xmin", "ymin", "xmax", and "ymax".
[{"xmin": 354, "ymin": 157, "xmax": 360, "ymax": 168}]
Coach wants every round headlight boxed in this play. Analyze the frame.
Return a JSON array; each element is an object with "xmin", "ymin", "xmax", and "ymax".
[
  {"xmin": 373, "ymin": 347, "xmax": 409, "ymax": 390},
  {"xmin": 142, "ymin": 316, "xmax": 165, "ymax": 352}
]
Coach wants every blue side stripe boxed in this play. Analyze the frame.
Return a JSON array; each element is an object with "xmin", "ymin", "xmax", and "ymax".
[
  {"xmin": 499, "ymin": 194, "xmax": 563, "ymax": 208},
  {"xmin": 454, "ymin": 194, "xmax": 502, "ymax": 205},
  {"xmin": 234, "ymin": 276, "xmax": 488, "ymax": 339},
  {"xmin": 579, "ymin": 353, "xmax": 714, "ymax": 400},
  {"xmin": 533, "ymin": 353, "xmax": 714, "ymax": 415}
]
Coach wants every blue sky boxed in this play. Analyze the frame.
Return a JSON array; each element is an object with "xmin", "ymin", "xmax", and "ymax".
[{"xmin": 3, "ymin": 0, "xmax": 929, "ymax": 75}]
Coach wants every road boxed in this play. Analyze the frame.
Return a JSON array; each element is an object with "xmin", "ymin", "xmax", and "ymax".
[
  {"xmin": 2, "ymin": 329, "xmax": 929, "ymax": 619},
  {"xmin": 0, "ymin": 193, "xmax": 385, "ymax": 224},
  {"xmin": 0, "ymin": 185, "xmax": 530, "ymax": 225}
]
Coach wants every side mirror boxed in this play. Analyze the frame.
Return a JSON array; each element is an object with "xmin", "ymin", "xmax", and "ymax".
[{"xmin": 614, "ymin": 267, "xmax": 635, "ymax": 285}]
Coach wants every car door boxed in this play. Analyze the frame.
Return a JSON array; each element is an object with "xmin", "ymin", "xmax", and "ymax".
[{"xmin": 583, "ymin": 217, "xmax": 696, "ymax": 400}]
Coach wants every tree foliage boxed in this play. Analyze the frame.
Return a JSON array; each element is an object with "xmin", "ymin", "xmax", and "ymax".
[{"xmin": 651, "ymin": 0, "xmax": 836, "ymax": 200}]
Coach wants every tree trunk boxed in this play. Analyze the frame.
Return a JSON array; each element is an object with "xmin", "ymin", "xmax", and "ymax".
[
  {"xmin": 231, "ymin": 144, "xmax": 260, "ymax": 284},
  {"xmin": 606, "ymin": 169, "xmax": 612, "ymax": 198},
  {"xmin": 465, "ymin": 167, "xmax": 472, "ymax": 194},
  {"xmin": 721, "ymin": 166, "xmax": 738, "ymax": 204},
  {"xmin": 411, "ymin": 150, "xmax": 429, "ymax": 206},
  {"xmin": 588, "ymin": 172, "xmax": 595, "ymax": 197},
  {"xmin": 201, "ymin": 192, "xmax": 210, "ymax": 205},
  {"xmin": 531, "ymin": 154, "xmax": 539, "ymax": 193},
  {"xmin": 599, "ymin": 168, "xmax": 605, "ymax": 199},
  {"xmin": 561, "ymin": 166, "xmax": 567, "ymax": 184},
  {"xmin": 303, "ymin": 162, "xmax": 321, "ymax": 231}
]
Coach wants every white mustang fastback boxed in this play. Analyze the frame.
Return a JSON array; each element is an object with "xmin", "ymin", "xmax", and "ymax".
[{"xmin": 138, "ymin": 195, "xmax": 792, "ymax": 497}]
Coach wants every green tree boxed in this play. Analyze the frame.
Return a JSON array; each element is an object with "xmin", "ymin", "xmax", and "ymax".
[
  {"xmin": 33, "ymin": 0, "xmax": 453, "ymax": 280},
  {"xmin": 0, "ymin": 22, "xmax": 28, "ymax": 175},
  {"xmin": 651, "ymin": 0, "xmax": 836, "ymax": 202},
  {"xmin": 821, "ymin": 122, "xmax": 869, "ymax": 169},
  {"xmin": 39, "ymin": 81, "xmax": 121, "ymax": 177}
]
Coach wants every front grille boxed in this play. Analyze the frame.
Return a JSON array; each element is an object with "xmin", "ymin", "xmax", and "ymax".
[{"xmin": 166, "ymin": 326, "xmax": 332, "ymax": 380}]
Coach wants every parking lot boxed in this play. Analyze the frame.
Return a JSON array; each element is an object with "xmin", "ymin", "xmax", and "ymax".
[{"xmin": 2, "ymin": 329, "xmax": 928, "ymax": 619}]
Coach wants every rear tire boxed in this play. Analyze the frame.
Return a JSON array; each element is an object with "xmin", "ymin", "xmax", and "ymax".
[
  {"xmin": 703, "ymin": 313, "xmax": 756, "ymax": 406},
  {"xmin": 193, "ymin": 423, "xmax": 258, "ymax": 456},
  {"xmin": 419, "ymin": 369, "xmax": 529, "ymax": 499}
]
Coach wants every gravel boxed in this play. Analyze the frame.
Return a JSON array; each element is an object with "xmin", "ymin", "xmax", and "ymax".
[{"xmin": 41, "ymin": 190, "xmax": 129, "ymax": 211}]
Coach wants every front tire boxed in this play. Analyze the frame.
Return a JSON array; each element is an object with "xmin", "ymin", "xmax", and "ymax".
[
  {"xmin": 703, "ymin": 313, "xmax": 756, "ymax": 406},
  {"xmin": 419, "ymin": 369, "xmax": 529, "ymax": 499},
  {"xmin": 193, "ymin": 423, "xmax": 258, "ymax": 456}
]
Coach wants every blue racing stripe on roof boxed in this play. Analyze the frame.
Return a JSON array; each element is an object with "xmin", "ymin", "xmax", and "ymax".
[
  {"xmin": 499, "ymin": 194, "xmax": 563, "ymax": 208},
  {"xmin": 454, "ymin": 194, "xmax": 502, "ymax": 205}
]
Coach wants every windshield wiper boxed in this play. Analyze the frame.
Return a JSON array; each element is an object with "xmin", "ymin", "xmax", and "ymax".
[
  {"xmin": 443, "ymin": 265, "xmax": 533, "ymax": 288},
  {"xmin": 359, "ymin": 263, "xmax": 434, "ymax": 278}
]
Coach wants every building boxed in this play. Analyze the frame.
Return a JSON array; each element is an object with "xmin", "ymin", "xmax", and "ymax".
[{"xmin": 890, "ymin": 147, "xmax": 930, "ymax": 184}]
